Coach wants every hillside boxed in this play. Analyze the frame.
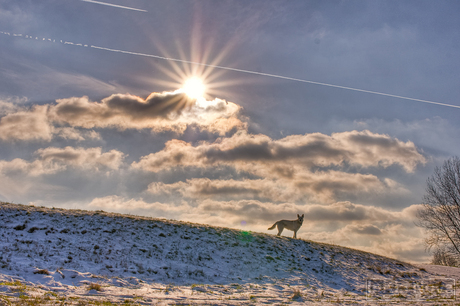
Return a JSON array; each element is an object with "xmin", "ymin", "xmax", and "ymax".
[{"xmin": 0, "ymin": 202, "xmax": 457, "ymax": 305}]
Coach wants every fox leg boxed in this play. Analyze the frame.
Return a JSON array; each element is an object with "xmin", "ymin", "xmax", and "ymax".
[
  {"xmin": 293, "ymin": 230, "xmax": 297, "ymax": 239},
  {"xmin": 277, "ymin": 225, "xmax": 284, "ymax": 236}
]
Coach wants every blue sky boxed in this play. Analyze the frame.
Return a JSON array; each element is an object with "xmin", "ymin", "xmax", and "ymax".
[{"xmin": 1, "ymin": 0, "xmax": 460, "ymax": 263}]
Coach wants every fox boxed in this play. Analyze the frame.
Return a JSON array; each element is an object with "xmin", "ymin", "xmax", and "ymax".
[{"xmin": 268, "ymin": 214, "xmax": 304, "ymax": 238}]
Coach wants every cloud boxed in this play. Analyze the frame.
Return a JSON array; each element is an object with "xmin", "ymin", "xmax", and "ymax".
[
  {"xmin": 303, "ymin": 202, "xmax": 421, "ymax": 225},
  {"xmin": 149, "ymin": 179, "xmax": 258, "ymax": 196},
  {"xmin": 54, "ymin": 127, "xmax": 102, "ymax": 141},
  {"xmin": 0, "ymin": 146, "xmax": 125, "ymax": 176},
  {"xmin": 0, "ymin": 158, "xmax": 60, "ymax": 177},
  {"xmin": 0, "ymin": 90, "xmax": 244, "ymax": 141},
  {"xmin": 0, "ymin": 97, "xmax": 27, "ymax": 115},
  {"xmin": 36, "ymin": 146, "xmax": 125, "ymax": 170},
  {"xmin": 0, "ymin": 105, "xmax": 53, "ymax": 141},
  {"xmin": 347, "ymin": 224, "xmax": 382, "ymax": 235},
  {"xmin": 335, "ymin": 130, "xmax": 425, "ymax": 172},
  {"xmin": 49, "ymin": 92, "xmax": 192, "ymax": 128}
]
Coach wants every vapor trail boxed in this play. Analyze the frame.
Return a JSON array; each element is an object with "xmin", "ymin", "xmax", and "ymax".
[
  {"xmin": 90, "ymin": 46, "xmax": 460, "ymax": 109},
  {"xmin": 80, "ymin": 0, "xmax": 147, "ymax": 12}
]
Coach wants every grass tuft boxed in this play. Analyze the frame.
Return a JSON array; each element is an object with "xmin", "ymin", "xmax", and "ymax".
[
  {"xmin": 291, "ymin": 289, "xmax": 302, "ymax": 300},
  {"xmin": 88, "ymin": 283, "xmax": 103, "ymax": 291}
]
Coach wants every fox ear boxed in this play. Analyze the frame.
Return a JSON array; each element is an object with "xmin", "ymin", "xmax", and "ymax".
[
  {"xmin": 297, "ymin": 214, "xmax": 300, "ymax": 217},
  {"xmin": 302, "ymin": 214, "xmax": 304, "ymax": 217}
]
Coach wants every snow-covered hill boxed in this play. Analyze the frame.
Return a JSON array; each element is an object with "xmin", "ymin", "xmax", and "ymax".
[{"xmin": 0, "ymin": 202, "xmax": 457, "ymax": 305}]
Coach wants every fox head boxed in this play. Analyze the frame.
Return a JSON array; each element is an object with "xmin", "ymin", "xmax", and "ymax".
[{"xmin": 297, "ymin": 214, "xmax": 304, "ymax": 224}]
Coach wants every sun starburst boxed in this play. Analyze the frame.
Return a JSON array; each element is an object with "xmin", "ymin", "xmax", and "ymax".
[{"xmin": 182, "ymin": 77, "xmax": 206, "ymax": 99}]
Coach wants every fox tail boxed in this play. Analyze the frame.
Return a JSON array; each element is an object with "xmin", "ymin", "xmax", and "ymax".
[{"xmin": 268, "ymin": 222, "xmax": 278, "ymax": 230}]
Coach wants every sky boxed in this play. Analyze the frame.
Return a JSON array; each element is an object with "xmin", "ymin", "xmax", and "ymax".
[{"xmin": 1, "ymin": 0, "xmax": 460, "ymax": 263}]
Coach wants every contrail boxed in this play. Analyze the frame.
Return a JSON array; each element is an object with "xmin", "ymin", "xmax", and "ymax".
[
  {"xmin": 80, "ymin": 0, "xmax": 147, "ymax": 12},
  {"xmin": 90, "ymin": 45, "xmax": 460, "ymax": 110},
  {"xmin": 1, "ymin": 30, "xmax": 458, "ymax": 110}
]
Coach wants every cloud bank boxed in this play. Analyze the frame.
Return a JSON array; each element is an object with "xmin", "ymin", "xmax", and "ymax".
[
  {"xmin": 134, "ymin": 129, "xmax": 425, "ymax": 203},
  {"xmin": 133, "ymin": 130, "xmax": 425, "ymax": 173}
]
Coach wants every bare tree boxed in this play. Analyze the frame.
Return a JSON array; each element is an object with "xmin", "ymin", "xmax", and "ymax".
[
  {"xmin": 431, "ymin": 248, "xmax": 457, "ymax": 267},
  {"xmin": 417, "ymin": 156, "xmax": 460, "ymax": 266}
]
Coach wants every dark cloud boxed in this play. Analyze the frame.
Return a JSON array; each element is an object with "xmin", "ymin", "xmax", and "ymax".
[
  {"xmin": 306, "ymin": 202, "xmax": 368, "ymax": 221},
  {"xmin": 348, "ymin": 224, "xmax": 382, "ymax": 235},
  {"xmin": 147, "ymin": 178, "xmax": 296, "ymax": 202},
  {"xmin": 203, "ymin": 134, "xmax": 347, "ymax": 163},
  {"xmin": 146, "ymin": 172, "xmax": 394, "ymax": 204},
  {"xmin": 197, "ymin": 199, "xmax": 299, "ymax": 223},
  {"xmin": 36, "ymin": 146, "xmax": 125, "ymax": 170},
  {"xmin": 52, "ymin": 91, "xmax": 191, "ymax": 125}
]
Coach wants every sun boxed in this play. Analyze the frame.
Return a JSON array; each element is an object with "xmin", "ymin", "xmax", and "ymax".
[{"xmin": 182, "ymin": 77, "xmax": 206, "ymax": 99}]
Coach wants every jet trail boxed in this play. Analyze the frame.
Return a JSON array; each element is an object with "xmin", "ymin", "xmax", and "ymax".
[
  {"xmin": 80, "ymin": 0, "xmax": 147, "ymax": 12},
  {"xmin": 91, "ymin": 45, "xmax": 460, "ymax": 110}
]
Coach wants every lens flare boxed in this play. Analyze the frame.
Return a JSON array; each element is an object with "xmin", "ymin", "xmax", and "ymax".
[{"xmin": 182, "ymin": 77, "xmax": 206, "ymax": 99}]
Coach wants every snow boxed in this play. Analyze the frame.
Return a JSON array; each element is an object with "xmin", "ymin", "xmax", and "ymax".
[{"xmin": 0, "ymin": 202, "xmax": 458, "ymax": 305}]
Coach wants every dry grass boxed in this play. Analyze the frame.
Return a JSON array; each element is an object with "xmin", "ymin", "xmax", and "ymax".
[
  {"xmin": 33, "ymin": 269, "xmax": 50, "ymax": 275},
  {"xmin": 88, "ymin": 283, "xmax": 102, "ymax": 291},
  {"xmin": 291, "ymin": 289, "xmax": 302, "ymax": 300}
]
